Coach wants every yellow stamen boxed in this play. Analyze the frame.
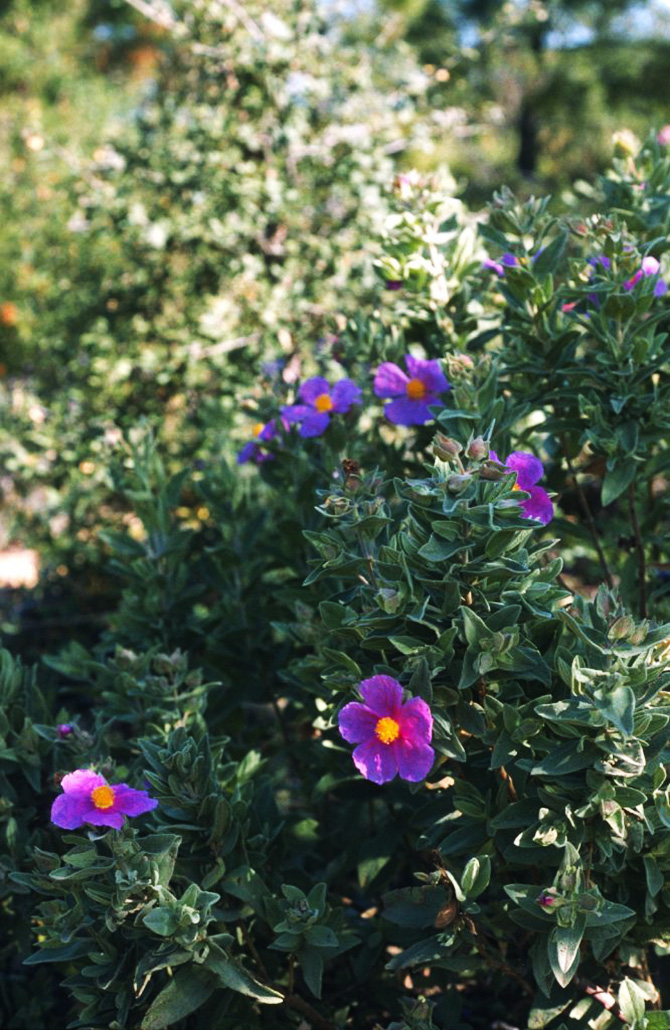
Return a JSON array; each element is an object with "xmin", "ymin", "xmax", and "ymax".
[
  {"xmin": 314, "ymin": 393, "xmax": 334, "ymax": 413},
  {"xmin": 406, "ymin": 377, "xmax": 427, "ymax": 401},
  {"xmin": 91, "ymin": 785, "xmax": 115, "ymax": 810},
  {"xmin": 512, "ymin": 482, "xmax": 521, "ymax": 491},
  {"xmin": 252, "ymin": 422, "xmax": 264, "ymax": 438},
  {"xmin": 375, "ymin": 716, "xmax": 400, "ymax": 745}
]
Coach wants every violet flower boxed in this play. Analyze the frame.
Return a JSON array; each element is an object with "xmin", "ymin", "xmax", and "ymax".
[
  {"xmin": 623, "ymin": 255, "xmax": 667, "ymax": 296},
  {"xmin": 282, "ymin": 376, "xmax": 361, "ymax": 438},
  {"xmin": 237, "ymin": 419, "xmax": 282, "ymax": 465},
  {"xmin": 51, "ymin": 769, "xmax": 158, "ymax": 830},
  {"xmin": 338, "ymin": 675, "xmax": 434, "ymax": 785},
  {"xmin": 482, "ymin": 253, "xmax": 518, "ymax": 277},
  {"xmin": 490, "ymin": 450, "xmax": 553, "ymax": 525},
  {"xmin": 56, "ymin": 723, "xmax": 74, "ymax": 739},
  {"xmin": 374, "ymin": 354, "xmax": 450, "ymax": 426}
]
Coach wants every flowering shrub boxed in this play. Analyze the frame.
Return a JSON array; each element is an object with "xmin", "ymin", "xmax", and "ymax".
[{"xmin": 4, "ymin": 11, "xmax": 670, "ymax": 1028}]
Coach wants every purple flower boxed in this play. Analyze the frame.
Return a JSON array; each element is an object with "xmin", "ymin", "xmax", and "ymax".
[
  {"xmin": 374, "ymin": 355, "xmax": 450, "ymax": 426},
  {"xmin": 385, "ymin": 280, "xmax": 403, "ymax": 291},
  {"xmin": 237, "ymin": 419, "xmax": 282, "ymax": 464},
  {"xmin": 588, "ymin": 254, "xmax": 611, "ymax": 272},
  {"xmin": 56, "ymin": 723, "xmax": 74, "ymax": 739},
  {"xmin": 482, "ymin": 253, "xmax": 518, "ymax": 277},
  {"xmin": 490, "ymin": 450, "xmax": 553, "ymax": 525},
  {"xmin": 338, "ymin": 675, "xmax": 434, "ymax": 785},
  {"xmin": 282, "ymin": 377, "xmax": 361, "ymax": 438},
  {"xmin": 624, "ymin": 255, "xmax": 667, "ymax": 295},
  {"xmin": 51, "ymin": 769, "xmax": 158, "ymax": 830}
]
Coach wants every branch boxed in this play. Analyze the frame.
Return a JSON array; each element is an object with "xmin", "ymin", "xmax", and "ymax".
[{"xmin": 564, "ymin": 448, "xmax": 614, "ymax": 589}]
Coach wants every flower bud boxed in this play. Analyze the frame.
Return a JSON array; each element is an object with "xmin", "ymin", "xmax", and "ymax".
[
  {"xmin": 433, "ymin": 433, "xmax": 462, "ymax": 461},
  {"xmin": 466, "ymin": 436, "xmax": 489, "ymax": 461},
  {"xmin": 608, "ymin": 615, "xmax": 635, "ymax": 641}
]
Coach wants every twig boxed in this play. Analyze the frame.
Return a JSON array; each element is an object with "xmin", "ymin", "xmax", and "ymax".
[
  {"xmin": 628, "ymin": 482, "xmax": 647, "ymax": 618},
  {"xmin": 575, "ymin": 977, "xmax": 626, "ymax": 1022},
  {"xmin": 284, "ymin": 991, "xmax": 336, "ymax": 1030},
  {"xmin": 564, "ymin": 450, "xmax": 613, "ymax": 589}
]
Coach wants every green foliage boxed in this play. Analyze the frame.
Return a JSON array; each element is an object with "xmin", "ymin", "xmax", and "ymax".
[{"xmin": 4, "ymin": 4, "xmax": 670, "ymax": 1029}]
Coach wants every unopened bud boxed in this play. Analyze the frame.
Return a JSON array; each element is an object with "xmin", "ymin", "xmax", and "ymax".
[
  {"xmin": 608, "ymin": 615, "xmax": 635, "ymax": 641},
  {"xmin": 628, "ymin": 621, "xmax": 648, "ymax": 645},
  {"xmin": 434, "ymin": 433, "xmax": 462, "ymax": 460},
  {"xmin": 466, "ymin": 436, "xmax": 489, "ymax": 461}
]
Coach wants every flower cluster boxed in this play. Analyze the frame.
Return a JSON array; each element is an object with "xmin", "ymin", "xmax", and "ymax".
[
  {"xmin": 239, "ymin": 355, "xmax": 453, "ymax": 453},
  {"xmin": 51, "ymin": 769, "xmax": 157, "ymax": 830}
]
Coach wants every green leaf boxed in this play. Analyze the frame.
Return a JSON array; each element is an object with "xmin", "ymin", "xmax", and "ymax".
[
  {"xmin": 304, "ymin": 925, "xmax": 338, "ymax": 948},
  {"xmin": 601, "ymin": 461, "xmax": 637, "ymax": 506},
  {"xmin": 461, "ymin": 855, "xmax": 491, "ymax": 899},
  {"xmin": 617, "ymin": 979, "xmax": 646, "ymax": 1027},
  {"xmin": 533, "ymin": 232, "xmax": 567, "ymax": 274},
  {"xmin": 547, "ymin": 924, "xmax": 583, "ymax": 988},
  {"xmin": 141, "ymin": 967, "xmax": 213, "ymax": 1029},
  {"xmin": 644, "ymin": 856, "xmax": 664, "ymax": 898},
  {"xmin": 594, "ymin": 685, "xmax": 635, "ymax": 737},
  {"xmin": 298, "ymin": 947, "xmax": 324, "ymax": 998},
  {"xmin": 531, "ymin": 741, "xmax": 597, "ymax": 777},
  {"xmin": 205, "ymin": 943, "xmax": 282, "ymax": 1003},
  {"xmin": 143, "ymin": 907, "xmax": 179, "ymax": 937},
  {"xmin": 383, "ymin": 885, "xmax": 451, "ymax": 928}
]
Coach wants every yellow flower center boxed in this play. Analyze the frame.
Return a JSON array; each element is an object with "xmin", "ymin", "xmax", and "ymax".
[
  {"xmin": 91, "ymin": 785, "xmax": 115, "ymax": 810},
  {"xmin": 252, "ymin": 422, "xmax": 264, "ymax": 438},
  {"xmin": 314, "ymin": 393, "xmax": 334, "ymax": 413},
  {"xmin": 512, "ymin": 482, "xmax": 521, "ymax": 491},
  {"xmin": 406, "ymin": 377, "xmax": 427, "ymax": 401},
  {"xmin": 375, "ymin": 716, "xmax": 401, "ymax": 745}
]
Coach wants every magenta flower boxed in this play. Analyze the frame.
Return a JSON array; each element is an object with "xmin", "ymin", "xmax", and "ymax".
[
  {"xmin": 374, "ymin": 354, "xmax": 450, "ymax": 426},
  {"xmin": 490, "ymin": 450, "xmax": 553, "ymax": 525},
  {"xmin": 282, "ymin": 376, "xmax": 361, "ymax": 438},
  {"xmin": 338, "ymin": 675, "xmax": 434, "ymax": 785},
  {"xmin": 623, "ymin": 256, "xmax": 667, "ymax": 296},
  {"xmin": 237, "ymin": 418, "xmax": 283, "ymax": 465},
  {"xmin": 51, "ymin": 769, "xmax": 158, "ymax": 830},
  {"xmin": 657, "ymin": 126, "xmax": 670, "ymax": 145},
  {"xmin": 56, "ymin": 723, "xmax": 74, "ymax": 739},
  {"xmin": 482, "ymin": 253, "xmax": 518, "ymax": 277}
]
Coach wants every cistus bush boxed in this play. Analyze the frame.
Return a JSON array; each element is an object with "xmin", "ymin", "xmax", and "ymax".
[{"xmin": 3, "ymin": 4, "xmax": 670, "ymax": 1027}]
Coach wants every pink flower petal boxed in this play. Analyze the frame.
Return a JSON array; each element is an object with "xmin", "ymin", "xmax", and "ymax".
[
  {"xmin": 504, "ymin": 451, "xmax": 544, "ymax": 489},
  {"xmin": 51, "ymin": 792, "xmax": 91, "ymax": 829},
  {"xmin": 113, "ymin": 784, "xmax": 159, "ymax": 817},
  {"xmin": 398, "ymin": 697, "xmax": 433, "ymax": 742},
  {"xmin": 338, "ymin": 702, "xmax": 378, "ymax": 743},
  {"xmin": 521, "ymin": 486, "xmax": 554, "ymax": 525},
  {"xmin": 359, "ymin": 675, "xmax": 403, "ymax": 716},
  {"xmin": 331, "ymin": 378, "xmax": 362, "ymax": 412},
  {"xmin": 300, "ymin": 377, "xmax": 331, "ymax": 405},
  {"xmin": 60, "ymin": 769, "xmax": 107, "ymax": 795},
  {"xmin": 374, "ymin": 362, "xmax": 408, "ymax": 399},
  {"xmin": 405, "ymin": 355, "xmax": 449, "ymax": 395},
  {"xmin": 384, "ymin": 397, "xmax": 434, "ymax": 426},
  {"xmin": 352, "ymin": 738, "xmax": 398, "ymax": 784},
  {"xmin": 394, "ymin": 738, "xmax": 435, "ymax": 782}
]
